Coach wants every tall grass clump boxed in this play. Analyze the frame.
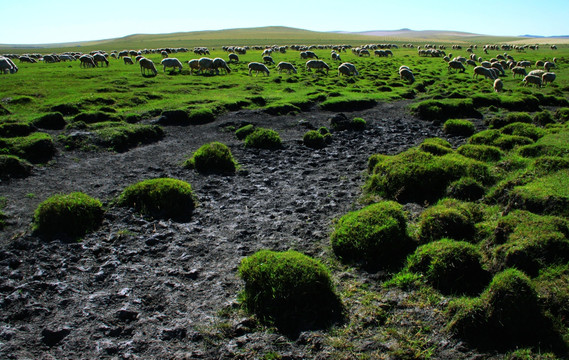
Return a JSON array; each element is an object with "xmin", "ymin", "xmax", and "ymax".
[
  {"xmin": 117, "ymin": 178, "xmax": 196, "ymax": 221},
  {"xmin": 238, "ymin": 249, "xmax": 342, "ymax": 334},
  {"xmin": 330, "ymin": 201, "xmax": 414, "ymax": 269},
  {"xmin": 33, "ymin": 192, "xmax": 104, "ymax": 240},
  {"xmin": 244, "ymin": 128, "xmax": 282, "ymax": 149},
  {"xmin": 443, "ymin": 119, "xmax": 475, "ymax": 136},
  {"xmin": 183, "ymin": 141, "xmax": 238, "ymax": 174}
]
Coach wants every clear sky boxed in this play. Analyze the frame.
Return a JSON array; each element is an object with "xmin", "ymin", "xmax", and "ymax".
[{"xmin": 3, "ymin": 0, "xmax": 568, "ymax": 44}]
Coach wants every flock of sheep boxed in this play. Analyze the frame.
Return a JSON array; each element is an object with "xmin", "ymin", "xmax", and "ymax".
[{"xmin": 1, "ymin": 43, "xmax": 561, "ymax": 94}]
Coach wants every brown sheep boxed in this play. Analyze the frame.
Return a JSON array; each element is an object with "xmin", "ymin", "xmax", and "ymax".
[
  {"xmin": 523, "ymin": 75, "xmax": 542, "ymax": 87},
  {"xmin": 493, "ymin": 78, "xmax": 503, "ymax": 92}
]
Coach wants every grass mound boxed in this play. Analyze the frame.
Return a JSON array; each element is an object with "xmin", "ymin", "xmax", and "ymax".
[
  {"xmin": 411, "ymin": 99, "xmax": 480, "ymax": 122},
  {"xmin": 489, "ymin": 112, "xmax": 532, "ymax": 129},
  {"xmin": 157, "ymin": 109, "xmax": 189, "ymax": 125},
  {"xmin": 405, "ymin": 239, "xmax": 488, "ymax": 295},
  {"xmin": 184, "ymin": 141, "xmax": 238, "ymax": 174},
  {"xmin": 93, "ymin": 123, "xmax": 164, "ymax": 151},
  {"xmin": 366, "ymin": 148, "xmax": 493, "ymax": 203},
  {"xmin": 244, "ymin": 128, "xmax": 282, "ymax": 149},
  {"xmin": 117, "ymin": 178, "xmax": 196, "ymax": 221},
  {"xmin": 418, "ymin": 137, "xmax": 453, "ymax": 156},
  {"xmin": 303, "ymin": 130, "xmax": 327, "ymax": 149},
  {"xmin": 264, "ymin": 103, "xmax": 301, "ymax": 115},
  {"xmin": 486, "ymin": 210, "xmax": 569, "ymax": 276},
  {"xmin": 0, "ymin": 122, "xmax": 34, "ymax": 138},
  {"xmin": 447, "ymin": 269, "xmax": 557, "ymax": 349},
  {"xmin": 3, "ymin": 132, "xmax": 56, "ymax": 164},
  {"xmin": 235, "ymin": 124, "xmax": 255, "ymax": 140},
  {"xmin": 517, "ymin": 131, "xmax": 569, "ymax": 158},
  {"xmin": 33, "ymin": 192, "xmax": 104, "ymax": 240},
  {"xmin": 0, "ymin": 155, "xmax": 33, "ymax": 179},
  {"xmin": 238, "ymin": 250, "xmax": 342, "ymax": 335},
  {"xmin": 32, "ymin": 112, "xmax": 67, "ymax": 130},
  {"xmin": 417, "ymin": 199, "xmax": 477, "ymax": 244},
  {"xmin": 188, "ymin": 108, "xmax": 215, "ymax": 124},
  {"xmin": 446, "ymin": 177, "xmax": 486, "ymax": 201},
  {"xmin": 319, "ymin": 98, "xmax": 376, "ymax": 112},
  {"xmin": 443, "ymin": 119, "xmax": 475, "ymax": 137},
  {"xmin": 330, "ymin": 201, "xmax": 413, "ymax": 269},
  {"xmin": 457, "ymin": 144, "xmax": 503, "ymax": 162}
]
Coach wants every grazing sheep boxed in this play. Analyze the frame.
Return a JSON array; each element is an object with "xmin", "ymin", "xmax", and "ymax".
[
  {"xmin": 399, "ymin": 68, "xmax": 415, "ymax": 84},
  {"xmin": 123, "ymin": 56, "xmax": 134, "ymax": 65},
  {"xmin": 19, "ymin": 56, "xmax": 36, "ymax": 63},
  {"xmin": 494, "ymin": 78, "xmax": 503, "ymax": 92},
  {"xmin": 198, "ymin": 57, "xmax": 215, "ymax": 74},
  {"xmin": 93, "ymin": 53, "xmax": 109, "ymax": 67},
  {"xmin": 536, "ymin": 60, "xmax": 545, "ymax": 68},
  {"xmin": 161, "ymin": 50, "xmax": 169, "ymax": 58},
  {"xmin": 228, "ymin": 53, "xmax": 239, "ymax": 63},
  {"xmin": 306, "ymin": 60, "xmax": 330, "ymax": 74},
  {"xmin": 0, "ymin": 57, "xmax": 18, "ymax": 74},
  {"xmin": 473, "ymin": 66, "xmax": 496, "ymax": 80},
  {"xmin": 248, "ymin": 62, "xmax": 270, "ymax": 76},
  {"xmin": 374, "ymin": 49, "xmax": 388, "ymax": 57},
  {"xmin": 512, "ymin": 66, "xmax": 527, "ymax": 78},
  {"xmin": 359, "ymin": 49, "xmax": 371, "ymax": 57},
  {"xmin": 188, "ymin": 59, "xmax": 200, "ymax": 75},
  {"xmin": 118, "ymin": 50, "xmax": 129, "ymax": 58},
  {"xmin": 454, "ymin": 56, "xmax": 467, "ymax": 63},
  {"xmin": 466, "ymin": 59, "xmax": 477, "ymax": 67},
  {"xmin": 79, "ymin": 55, "xmax": 96, "ymax": 68},
  {"xmin": 161, "ymin": 58, "xmax": 183, "ymax": 73},
  {"xmin": 331, "ymin": 52, "xmax": 342, "ymax": 61},
  {"xmin": 263, "ymin": 56, "xmax": 275, "ymax": 65},
  {"xmin": 542, "ymin": 72, "xmax": 556, "ymax": 85},
  {"xmin": 139, "ymin": 58, "xmax": 158, "ymax": 76},
  {"xmin": 213, "ymin": 57, "xmax": 231, "ymax": 74},
  {"xmin": 481, "ymin": 61, "xmax": 492, "ymax": 68},
  {"xmin": 448, "ymin": 60, "xmax": 466, "ymax": 73},
  {"xmin": 300, "ymin": 51, "xmax": 318, "ymax": 59},
  {"xmin": 491, "ymin": 62, "xmax": 505, "ymax": 76},
  {"xmin": 338, "ymin": 62, "xmax": 358, "ymax": 76},
  {"xmin": 523, "ymin": 75, "xmax": 542, "ymax": 87},
  {"xmin": 518, "ymin": 60, "xmax": 532, "ymax": 68},
  {"xmin": 528, "ymin": 69, "xmax": 546, "ymax": 77},
  {"xmin": 276, "ymin": 61, "xmax": 297, "ymax": 74},
  {"xmin": 544, "ymin": 61, "xmax": 555, "ymax": 71}
]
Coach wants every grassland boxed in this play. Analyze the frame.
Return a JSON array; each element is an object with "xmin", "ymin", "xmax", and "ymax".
[{"xmin": 2, "ymin": 27, "xmax": 569, "ymax": 359}]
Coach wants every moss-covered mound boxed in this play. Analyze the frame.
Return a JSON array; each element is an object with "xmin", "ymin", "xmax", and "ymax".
[
  {"xmin": 32, "ymin": 112, "xmax": 67, "ymax": 130},
  {"xmin": 117, "ymin": 178, "xmax": 196, "ymax": 221},
  {"xmin": 406, "ymin": 239, "xmax": 488, "ymax": 295},
  {"xmin": 303, "ymin": 130, "xmax": 327, "ymax": 149},
  {"xmin": 33, "ymin": 192, "xmax": 104, "ymax": 240},
  {"xmin": 443, "ymin": 119, "xmax": 475, "ymax": 137},
  {"xmin": 418, "ymin": 138, "xmax": 454, "ymax": 156},
  {"xmin": 92, "ymin": 122, "xmax": 164, "ymax": 151},
  {"xmin": 184, "ymin": 141, "xmax": 238, "ymax": 174},
  {"xmin": 235, "ymin": 124, "xmax": 255, "ymax": 140},
  {"xmin": 330, "ymin": 201, "xmax": 414, "ymax": 269},
  {"xmin": 485, "ymin": 210, "xmax": 569, "ymax": 276},
  {"xmin": 238, "ymin": 250, "xmax": 342, "ymax": 334},
  {"xmin": 3, "ymin": 132, "xmax": 56, "ymax": 164},
  {"xmin": 417, "ymin": 199, "xmax": 477, "ymax": 244},
  {"xmin": 411, "ymin": 99, "xmax": 480, "ymax": 122},
  {"xmin": 457, "ymin": 144, "xmax": 503, "ymax": 162},
  {"xmin": 0, "ymin": 155, "xmax": 33, "ymax": 179},
  {"xmin": 447, "ymin": 269, "xmax": 557, "ymax": 348},
  {"xmin": 366, "ymin": 148, "xmax": 493, "ymax": 203},
  {"xmin": 244, "ymin": 128, "xmax": 282, "ymax": 149},
  {"xmin": 0, "ymin": 122, "xmax": 34, "ymax": 137},
  {"xmin": 445, "ymin": 177, "xmax": 486, "ymax": 201}
]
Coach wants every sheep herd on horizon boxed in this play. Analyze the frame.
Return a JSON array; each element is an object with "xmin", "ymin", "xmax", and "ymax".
[{"xmin": 1, "ymin": 42, "xmax": 561, "ymax": 93}]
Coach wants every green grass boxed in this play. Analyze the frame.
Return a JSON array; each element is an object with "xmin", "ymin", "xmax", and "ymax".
[{"xmin": 184, "ymin": 141, "xmax": 238, "ymax": 174}]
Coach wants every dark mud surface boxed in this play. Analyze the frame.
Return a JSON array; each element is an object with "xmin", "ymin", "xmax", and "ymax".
[{"xmin": 0, "ymin": 101, "xmax": 488, "ymax": 359}]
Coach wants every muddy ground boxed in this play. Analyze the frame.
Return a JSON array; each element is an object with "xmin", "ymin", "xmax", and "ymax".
[{"xmin": 0, "ymin": 101, "xmax": 492, "ymax": 359}]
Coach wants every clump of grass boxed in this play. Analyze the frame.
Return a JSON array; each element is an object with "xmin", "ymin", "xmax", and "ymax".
[
  {"xmin": 264, "ymin": 103, "xmax": 301, "ymax": 116},
  {"xmin": 183, "ymin": 141, "xmax": 238, "ymax": 174},
  {"xmin": 507, "ymin": 169, "xmax": 569, "ymax": 217},
  {"xmin": 33, "ymin": 192, "xmax": 104, "ymax": 240},
  {"xmin": 554, "ymin": 107, "xmax": 569, "ymax": 122},
  {"xmin": 500, "ymin": 122, "xmax": 545, "ymax": 141},
  {"xmin": 534, "ymin": 264, "xmax": 569, "ymax": 330},
  {"xmin": 493, "ymin": 134, "xmax": 534, "ymax": 151},
  {"xmin": 0, "ymin": 155, "xmax": 33, "ymax": 179},
  {"xmin": 457, "ymin": 144, "xmax": 503, "ymax": 162},
  {"xmin": 447, "ymin": 269, "xmax": 552, "ymax": 347},
  {"xmin": 73, "ymin": 111, "xmax": 118, "ymax": 124},
  {"xmin": 238, "ymin": 249, "xmax": 342, "ymax": 335},
  {"xmin": 235, "ymin": 124, "xmax": 255, "ymax": 140},
  {"xmin": 489, "ymin": 112, "xmax": 532, "ymax": 129},
  {"xmin": 351, "ymin": 117, "xmax": 366, "ymax": 131},
  {"xmin": 319, "ymin": 98, "xmax": 376, "ymax": 112},
  {"xmin": 366, "ymin": 148, "xmax": 493, "ymax": 203},
  {"xmin": 417, "ymin": 199, "xmax": 477, "ymax": 244},
  {"xmin": 411, "ymin": 99, "xmax": 480, "ymax": 122},
  {"xmin": 517, "ymin": 131, "xmax": 569, "ymax": 158},
  {"xmin": 3, "ymin": 132, "xmax": 56, "ymax": 164},
  {"xmin": 418, "ymin": 137, "xmax": 453, "ymax": 156},
  {"xmin": 93, "ymin": 123, "xmax": 164, "ymax": 151},
  {"xmin": 446, "ymin": 177, "xmax": 485, "ymax": 201},
  {"xmin": 486, "ymin": 210, "xmax": 569, "ymax": 276},
  {"xmin": 117, "ymin": 178, "xmax": 196, "ymax": 221},
  {"xmin": 157, "ymin": 109, "xmax": 189, "ymax": 125},
  {"xmin": 303, "ymin": 130, "xmax": 326, "ymax": 149},
  {"xmin": 533, "ymin": 110, "xmax": 555, "ymax": 126},
  {"xmin": 330, "ymin": 201, "xmax": 414, "ymax": 269},
  {"xmin": 188, "ymin": 108, "xmax": 215, "ymax": 124},
  {"xmin": 405, "ymin": 238, "xmax": 488, "ymax": 295},
  {"xmin": 244, "ymin": 128, "xmax": 282, "ymax": 150},
  {"xmin": 0, "ymin": 122, "xmax": 34, "ymax": 137},
  {"xmin": 443, "ymin": 119, "xmax": 475, "ymax": 136},
  {"xmin": 0, "ymin": 197, "xmax": 7, "ymax": 230},
  {"xmin": 32, "ymin": 112, "xmax": 66, "ymax": 130}
]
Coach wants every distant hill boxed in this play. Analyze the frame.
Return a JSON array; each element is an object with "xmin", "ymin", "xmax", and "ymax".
[{"xmin": 1, "ymin": 26, "xmax": 566, "ymax": 52}]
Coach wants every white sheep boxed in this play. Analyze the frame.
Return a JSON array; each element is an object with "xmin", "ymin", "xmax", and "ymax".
[
  {"xmin": 228, "ymin": 53, "xmax": 239, "ymax": 63},
  {"xmin": 493, "ymin": 78, "xmax": 503, "ymax": 92},
  {"xmin": 523, "ymin": 75, "xmax": 542, "ymax": 87},
  {"xmin": 188, "ymin": 59, "xmax": 199, "ymax": 75},
  {"xmin": 528, "ymin": 69, "xmax": 546, "ymax": 77},
  {"xmin": 448, "ymin": 60, "xmax": 465, "ymax": 73},
  {"xmin": 473, "ymin": 66, "xmax": 496, "ymax": 80},
  {"xmin": 161, "ymin": 58, "xmax": 183, "ymax": 73},
  {"xmin": 213, "ymin": 58, "xmax": 231, "ymax": 74},
  {"xmin": 306, "ymin": 60, "xmax": 330, "ymax": 74},
  {"xmin": 276, "ymin": 62, "xmax": 297, "ymax": 74},
  {"xmin": 123, "ymin": 56, "xmax": 134, "ymax": 65},
  {"xmin": 511, "ymin": 66, "xmax": 527, "ymax": 78},
  {"xmin": 338, "ymin": 62, "xmax": 358, "ymax": 76},
  {"xmin": 0, "ymin": 57, "xmax": 18, "ymax": 74},
  {"xmin": 139, "ymin": 58, "xmax": 157, "ymax": 76},
  {"xmin": 248, "ymin": 62, "xmax": 270, "ymax": 76},
  {"xmin": 399, "ymin": 68, "xmax": 415, "ymax": 84},
  {"xmin": 544, "ymin": 61, "xmax": 555, "ymax": 71},
  {"xmin": 542, "ymin": 72, "xmax": 556, "ymax": 85},
  {"xmin": 198, "ymin": 57, "xmax": 214, "ymax": 74}
]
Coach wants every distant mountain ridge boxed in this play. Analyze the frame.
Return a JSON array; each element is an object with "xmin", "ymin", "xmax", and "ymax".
[{"xmin": 520, "ymin": 34, "xmax": 569, "ymax": 38}]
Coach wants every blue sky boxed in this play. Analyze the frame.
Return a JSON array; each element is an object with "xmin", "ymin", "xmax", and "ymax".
[{"xmin": 3, "ymin": 0, "xmax": 568, "ymax": 44}]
